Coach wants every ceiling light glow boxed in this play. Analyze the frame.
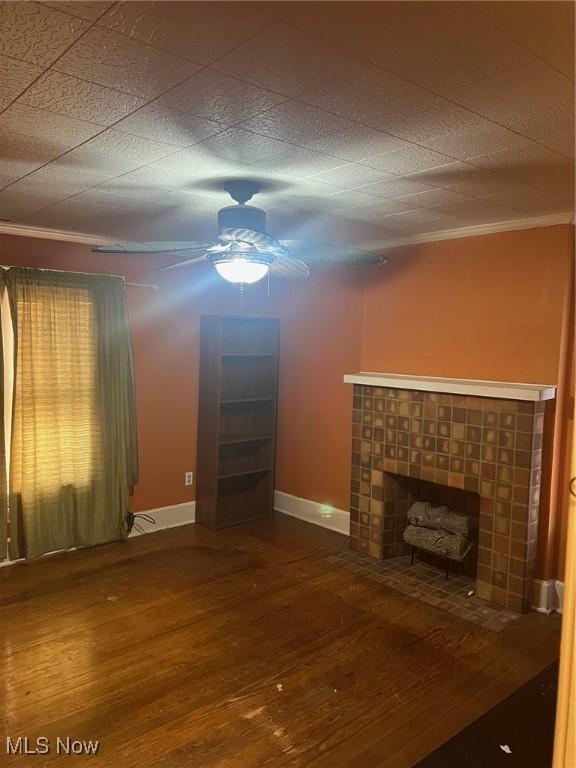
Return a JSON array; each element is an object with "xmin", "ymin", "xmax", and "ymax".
[{"xmin": 213, "ymin": 258, "xmax": 270, "ymax": 284}]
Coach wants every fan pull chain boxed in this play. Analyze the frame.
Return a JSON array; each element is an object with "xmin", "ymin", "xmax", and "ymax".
[
  {"xmin": 240, "ymin": 283, "xmax": 245, "ymax": 313},
  {"xmin": 267, "ymin": 271, "xmax": 270, "ymax": 298}
]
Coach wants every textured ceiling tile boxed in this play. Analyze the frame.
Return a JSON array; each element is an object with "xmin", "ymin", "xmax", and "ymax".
[
  {"xmin": 468, "ymin": 143, "xmax": 575, "ymax": 196},
  {"xmin": 304, "ymin": 126, "xmax": 409, "ymax": 163},
  {"xmin": 41, "ymin": 2, "xmax": 113, "ymax": 21},
  {"xmin": 54, "ymin": 25, "xmax": 200, "ymax": 99},
  {"xmin": 192, "ymin": 128, "xmax": 291, "ymax": 164},
  {"xmin": 84, "ymin": 171, "xmax": 184, "ymax": 203},
  {"xmin": 101, "ymin": 1, "xmax": 282, "ymax": 64},
  {"xmin": 159, "ymin": 69, "xmax": 285, "ymax": 125},
  {"xmin": 0, "ymin": 54, "xmax": 43, "ymax": 104},
  {"xmin": 0, "ymin": 2, "xmax": 88, "ymax": 67},
  {"xmin": 0, "ymin": 188, "xmax": 62, "ymax": 220},
  {"xmin": 452, "ymin": 59, "xmax": 575, "ymax": 141},
  {"xmin": 216, "ymin": 19, "xmax": 432, "ymax": 123},
  {"xmin": 150, "ymin": 147, "xmax": 242, "ymax": 178},
  {"xmin": 422, "ymin": 121, "xmax": 532, "ymax": 161},
  {"xmin": 0, "ymin": 101, "xmax": 100, "ymax": 137},
  {"xmin": 469, "ymin": 1, "xmax": 575, "ymax": 80},
  {"xmin": 356, "ymin": 176, "xmax": 437, "ymax": 199},
  {"xmin": 292, "ymin": 2, "xmax": 440, "ymax": 64},
  {"xmin": 0, "ymin": 2, "xmax": 88, "ymax": 66},
  {"xmin": 114, "ymin": 104, "xmax": 223, "ymax": 147},
  {"xmin": 60, "ymin": 129, "xmax": 178, "ymax": 175},
  {"xmin": 0, "ymin": 126, "xmax": 63, "ymax": 188},
  {"xmin": 380, "ymin": 96, "xmax": 485, "ymax": 143},
  {"xmin": 351, "ymin": 198, "xmax": 422, "ymax": 222},
  {"xmin": 425, "ymin": 197, "xmax": 519, "ymax": 218},
  {"xmin": 23, "ymin": 197, "xmax": 126, "ymax": 231},
  {"xmin": 21, "ymin": 70, "xmax": 146, "ymax": 126},
  {"xmin": 404, "ymin": 161, "xmax": 481, "ymax": 188},
  {"xmin": 254, "ymin": 147, "xmax": 351, "ymax": 178},
  {"xmin": 4, "ymin": 161, "xmax": 114, "ymax": 199},
  {"xmin": 106, "ymin": 164, "xmax": 207, "ymax": 193},
  {"xmin": 397, "ymin": 188, "xmax": 481, "ymax": 211},
  {"xmin": 240, "ymin": 101, "xmax": 354, "ymax": 145},
  {"xmin": 445, "ymin": 174, "xmax": 521, "ymax": 199},
  {"xmin": 320, "ymin": 189, "xmax": 381, "ymax": 210},
  {"xmin": 302, "ymin": 62, "xmax": 431, "ymax": 124},
  {"xmin": 143, "ymin": 187, "xmax": 224, "ymax": 214},
  {"xmin": 308, "ymin": 163, "xmax": 390, "ymax": 190},
  {"xmin": 364, "ymin": 146, "xmax": 455, "ymax": 175},
  {"xmin": 214, "ymin": 22, "xmax": 334, "ymax": 98},
  {"xmin": 1, "ymin": 0, "xmax": 572, "ymax": 242},
  {"xmin": 540, "ymin": 133, "xmax": 575, "ymax": 159},
  {"xmin": 71, "ymin": 187, "xmax": 153, "ymax": 208},
  {"xmin": 484, "ymin": 186, "xmax": 572, "ymax": 213},
  {"xmin": 378, "ymin": 16, "xmax": 534, "ymax": 95}
]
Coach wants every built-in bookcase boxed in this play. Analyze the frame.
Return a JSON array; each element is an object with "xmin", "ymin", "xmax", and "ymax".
[{"xmin": 196, "ymin": 316, "xmax": 279, "ymax": 529}]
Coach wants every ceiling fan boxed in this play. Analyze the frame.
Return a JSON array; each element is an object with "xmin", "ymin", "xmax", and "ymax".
[{"xmin": 92, "ymin": 180, "xmax": 388, "ymax": 284}]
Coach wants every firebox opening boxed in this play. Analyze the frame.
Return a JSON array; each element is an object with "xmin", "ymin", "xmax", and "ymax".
[{"xmin": 385, "ymin": 473, "xmax": 480, "ymax": 579}]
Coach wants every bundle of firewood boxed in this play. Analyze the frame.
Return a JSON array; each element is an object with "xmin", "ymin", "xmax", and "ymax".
[{"xmin": 403, "ymin": 501, "xmax": 476, "ymax": 562}]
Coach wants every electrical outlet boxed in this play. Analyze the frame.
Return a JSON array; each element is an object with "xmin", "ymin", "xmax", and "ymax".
[{"xmin": 185, "ymin": 471, "xmax": 193, "ymax": 486}]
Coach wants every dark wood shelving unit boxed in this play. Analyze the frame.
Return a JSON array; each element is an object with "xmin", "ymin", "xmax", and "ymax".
[{"xmin": 196, "ymin": 316, "xmax": 279, "ymax": 529}]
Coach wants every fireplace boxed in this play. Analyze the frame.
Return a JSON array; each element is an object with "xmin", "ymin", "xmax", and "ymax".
[{"xmin": 345, "ymin": 373, "xmax": 554, "ymax": 613}]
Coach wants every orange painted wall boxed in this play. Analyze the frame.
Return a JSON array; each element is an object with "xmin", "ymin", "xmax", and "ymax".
[
  {"xmin": 0, "ymin": 234, "xmax": 362, "ymax": 514},
  {"xmin": 361, "ymin": 225, "xmax": 572, "ymax": 383},
  {"xmin": 360, "ymin": 224, "xmax": 574, "ymax": 579},
  {"xmin": 0, "ymin": 224, "xmax": 572, "ymax": 579}
]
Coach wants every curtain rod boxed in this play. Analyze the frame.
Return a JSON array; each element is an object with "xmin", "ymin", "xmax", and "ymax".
[{"xmin": 0, "ymin": 265, "xmax": 158, "ymax": 290}]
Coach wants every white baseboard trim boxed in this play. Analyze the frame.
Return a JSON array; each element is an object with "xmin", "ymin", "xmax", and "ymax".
[
  {"xmin": 532, "ymin": 579, "xmax": 556, "ymax": 614},
  {"xmin": 128, "ymin": 501, "xmax": 196, "ymax": 538},
  {"xmin": 533, "ymin": 578, "xmax": 565, "ymax": 614},
  {"xmin": 274, "ymin": 490, "xmax": 349, "ymax": 535},
  {"xmin": 0, "ymin": 501, "xmax": 197, "ymax": 567},
  {"xmin": 555, "ymin": 580, "xmax": 564, "ymax": 614}
]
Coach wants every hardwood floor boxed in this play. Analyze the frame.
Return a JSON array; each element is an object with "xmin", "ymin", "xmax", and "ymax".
[{"xmin": 0, "ymin": 514, "xmax": 560, "ymax": 767}]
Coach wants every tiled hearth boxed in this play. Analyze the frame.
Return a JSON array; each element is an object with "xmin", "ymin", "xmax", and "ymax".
[
  {"xmin": 329, "ymin": 549, "xmax": 520, "ymax": 632},
  {"xmin": 349, "ymin": 383, "xmax": 546, "ymax": 612}
]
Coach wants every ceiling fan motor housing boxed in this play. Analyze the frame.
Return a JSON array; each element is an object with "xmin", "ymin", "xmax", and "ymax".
[{"xmin": 217, "ymin": 205, "xmax": 267, "ymax": 235}]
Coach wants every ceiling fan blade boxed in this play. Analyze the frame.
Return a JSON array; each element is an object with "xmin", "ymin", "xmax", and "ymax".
[
  {"xmin": 219, "ymin": 228, "xmax": 286, "ymax": 254},
  {"xmin": 92, "ymin": 241, "xmax": 213, "ymax": 254},
  {"xmin": 269, "ymin": 254, "xmax": 310, "ymax": 279},
  {"xmin": 280, "ymin": 240, "xmax": 388, "ymax": 266},
  {"xmin": 156, "ymin": 253, "xmax": 208, "ymax": 272}
]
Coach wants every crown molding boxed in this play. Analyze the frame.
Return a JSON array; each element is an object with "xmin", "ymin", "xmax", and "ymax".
[
  {"xmin": 360, "ymin": 211, "xmax": 575, "ymax": 251},
  {"xmin": 1, "ymin": 211, "xmax": 573, "ymax": 252},
  {"xmin": 0, "ymin": 222, "xmax": 116, "ymax": 246}
]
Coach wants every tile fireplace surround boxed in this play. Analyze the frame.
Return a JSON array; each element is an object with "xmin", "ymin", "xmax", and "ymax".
[{"xmin": 345, "ymin": 373, "xmax": 555, "ymax": 613}]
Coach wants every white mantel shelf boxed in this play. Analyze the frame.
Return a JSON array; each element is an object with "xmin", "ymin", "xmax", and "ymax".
[{"xmin": 343, "ymin": 372, "xmax": 556, "ymax": 402}]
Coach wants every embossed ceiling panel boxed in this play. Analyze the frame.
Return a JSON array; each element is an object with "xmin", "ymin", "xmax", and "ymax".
[
  {"xmin": 469, "ymin": 1, "xmax": 575, "ymax": 80},
  {"xmin": 0, "ymin": 2, "xmax": 88, "ymax": 66},
  {"xmin": 41, "ymin": 2, "xmax": 113, "ymax": 22},
  {"xmin": 0, "ymin": 0, "xmax": 573, "ymax": 245},
  {"xmin": 100, "ymin": 1, "xmax": 282, "ymax": 64},
  {"xmin": 114, "ymin": 104, "xmax": 224, "ymax": 147},
  {"xmin": 54, "ymin": 25, "xmax": 200, "ymax": 99},
  {"xmin": 21, "ymin": 70, "xmax": 147, "ymax": 125},
  {"xmin": 158, "ymin": 69, "xmax": 286, "ymax": 125},
  {"xmin": 0, "ymin": 54, "xmax": 43, "ymax": 106}
]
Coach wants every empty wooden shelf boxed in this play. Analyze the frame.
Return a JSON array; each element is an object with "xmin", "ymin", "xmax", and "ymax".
[{"xmin": 196, "ymin": 316, "xmax": 279, "ymax": 529}]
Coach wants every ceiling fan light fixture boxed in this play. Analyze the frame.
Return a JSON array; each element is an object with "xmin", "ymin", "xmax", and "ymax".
[{"xmin": 213, "ymin": 257, "xmax": 270, "ymax": 284}]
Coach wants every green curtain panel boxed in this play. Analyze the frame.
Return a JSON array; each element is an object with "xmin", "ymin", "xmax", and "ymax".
[
  {"xmin": 6, "ymin": 268, "xmax": 138, "ymax": 560},
  {"xmin": 0, "ymin": 271, "xmax": 7, "ymax": 561}
]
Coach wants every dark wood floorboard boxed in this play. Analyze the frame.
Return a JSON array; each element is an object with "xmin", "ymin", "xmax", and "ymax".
[{"xmin": 0, "ymin": 513, "xmax": 561, "ymax": 767}]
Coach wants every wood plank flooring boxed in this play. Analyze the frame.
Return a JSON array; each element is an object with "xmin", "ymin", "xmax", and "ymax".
[{"xmin": 0, "ymin": 514, "xmax": 561, "ymax": 767}]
